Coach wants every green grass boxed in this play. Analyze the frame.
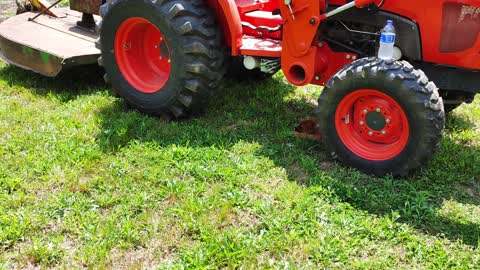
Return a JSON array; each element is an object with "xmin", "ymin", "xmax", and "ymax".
[{"xmin": 0, "ymin": 61, "xmax": 479, "ymax": 269}]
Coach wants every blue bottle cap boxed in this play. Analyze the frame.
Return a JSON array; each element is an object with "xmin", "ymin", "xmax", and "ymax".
[{"xmin": 387, "ymin": 20, "xmax": 393, "ymax": 24}]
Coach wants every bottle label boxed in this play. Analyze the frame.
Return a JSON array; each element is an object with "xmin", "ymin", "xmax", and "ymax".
[{"xmin": 381, "ymin": 33, "xmax": 396, "ymax": 43}]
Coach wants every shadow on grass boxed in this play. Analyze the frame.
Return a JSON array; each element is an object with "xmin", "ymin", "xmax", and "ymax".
[
  {"xmin": 5, "ymin": 64, "xmax": 480, "ymax": 247},
  {"xmin": 94, "ymin": 75, "xmax": 480, "ymax": 246},
  {"xmin": 0, "ymin": 64, "xmax": 106, "ymax": 101},
  {"xmin": 94, "ymin": 76, "xmax": 309, "ymax": 152},
  {"xmin": 446, "ymin": 112, "xmax": 477, "ymax": 131},
  {"xmin": 307, "ymin": 135, "xmax": 480, "ymax": 246}
]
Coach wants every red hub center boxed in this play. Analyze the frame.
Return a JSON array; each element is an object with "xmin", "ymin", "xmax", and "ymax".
[
  {"xmin": 114, "ymin": 17, "xmax": 171, "ymax": 94},
  {"xmin": 335, "ymin": 89, "xmax": 410, "ymax": 161}
]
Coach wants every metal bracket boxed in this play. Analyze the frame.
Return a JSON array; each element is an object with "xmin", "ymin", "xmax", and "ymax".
[{"xmin": 28, "ymin": 0, "xmax": 63, "ymax": 21}]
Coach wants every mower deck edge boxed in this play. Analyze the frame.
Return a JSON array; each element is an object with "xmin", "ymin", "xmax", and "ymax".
[{"xmin": 0, "ymin": 8, "xmax": 100, "ymax": 77}]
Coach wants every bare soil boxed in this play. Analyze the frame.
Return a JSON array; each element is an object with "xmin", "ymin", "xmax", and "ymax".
[{"xmin": 0, "ymin": 0, "xmax": 17, "ymax": 23}]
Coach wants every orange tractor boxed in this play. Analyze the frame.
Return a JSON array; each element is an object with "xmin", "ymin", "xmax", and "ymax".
[{"xmin": 1, "ymin": 0, "xmax": 479, "ymax": 176}]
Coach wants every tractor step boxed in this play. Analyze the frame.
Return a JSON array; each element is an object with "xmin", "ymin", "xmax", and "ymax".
[
  {"xmin": 0, "ymin": 8, "xmax": 100, "ymax": 77},
  {"xmin": 240, "ymin": 36, "xmax": 282, "ymax": 58}
]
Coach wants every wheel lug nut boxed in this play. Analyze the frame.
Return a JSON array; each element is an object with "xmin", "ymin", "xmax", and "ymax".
[
  {"xmin": 386, "ymin": 119, "xmax": 391, "ymax": 124},
  {"xmin": 363, "ymin": 109, "xmax": 368, "ymax": 114},
  {"xmin": 368, "ymin": 131, "xmax": 373, "ymax": 136},
  {"xmin": 359, "ymin": 121, "xmax": 364, "ymax": 126},
  {"xmin": 381, "ymin": 130, "xmax": 386, "ymax": 135},
  {"xmin": 376, "ymin": 108, "xmax": 381, "ymax": 113}
]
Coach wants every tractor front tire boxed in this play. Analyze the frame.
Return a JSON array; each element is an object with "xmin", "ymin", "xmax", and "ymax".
[
  {"xmin": 97, "ymin": 0, "xmax": 225, "ymax": 119},
  {"xmin": 317, "ymin": 58, "xmax": 445, "ymax": 176}
]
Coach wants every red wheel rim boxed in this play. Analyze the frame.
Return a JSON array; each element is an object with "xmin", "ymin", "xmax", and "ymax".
[
  {"xmin": 335, "ymin": 89, "xmax": 410, "ymax": 161},
  {"xmin": 115, "ymin": 17, "xmax": 171, "ymax": 93}
]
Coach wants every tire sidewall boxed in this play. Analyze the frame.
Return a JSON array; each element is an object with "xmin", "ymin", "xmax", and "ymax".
[
  {"xmin": 100, "ymin": 0, "xmax": 184, "ymax": 110},
  {"xmin": 321, "ymin": 69, "xmax": 430, "ymax": 174}
]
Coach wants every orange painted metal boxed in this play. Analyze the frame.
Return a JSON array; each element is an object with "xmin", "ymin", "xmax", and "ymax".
[
  {"xmin": 208, "ymin": 0, "xmax": 243, "ymax": 56},
  {"xmin": 335, "ymin": 89, "xmax": 410, "ymax": 161},
  {"xmin": 279, "ymin": 0, "xmax": 326, "ymax": 85},
  {"xmin": 354, "ymin": 0, "xmax": 376, "ymax": 8},
  {"xmin": 212, "ymin": 0, "xmax": 480, "ymax": 75},
  {"xmin": 236, "ymin": 0, "xmax": 266, "ymax": 14},
  {"xmin": 312, "ymin": 43, "xmax": 357, "ymax": 86},
  {"xmin": 242, "ymin": 11, "xmax": 282, "ymax": 40},
  {"xmin": 328, "ymin": 0, "xmax": 480, "ymax": 70},
  {"xmin": 239, "ymin": 36, "xmax": 282, "ymax": 57}
]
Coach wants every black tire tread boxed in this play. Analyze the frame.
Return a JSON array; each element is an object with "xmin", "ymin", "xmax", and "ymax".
[
  {"xmin": 317, "ymin": 58, "xmax": 445, "ymax": 176},
  {"xmin": 97, "ymin": 0, "xmax": 225, "ymax": 119}
]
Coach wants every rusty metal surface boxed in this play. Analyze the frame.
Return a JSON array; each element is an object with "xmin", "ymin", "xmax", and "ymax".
[
  {"xmin": 70, "ymin": 0, "xmax": 102, "ymax": 15},
  {"xmin": 293, "ymin": 118, "xmax": 322, "ymax": 141},
  {"xmin": 0, "ymin": 8, "xmax": 100, "ymax": 77},
  {"xmin": 0, "ymin": 35, "xmax": 63, "ymax": 76}
]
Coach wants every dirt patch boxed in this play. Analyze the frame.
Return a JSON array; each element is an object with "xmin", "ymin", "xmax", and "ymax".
[{"xmin": 0, "ymin": 0, "xmax": 17, "ymax": 23}]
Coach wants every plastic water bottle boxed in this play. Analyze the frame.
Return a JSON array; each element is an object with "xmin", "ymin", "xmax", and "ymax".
[{"xmin": 378, "ymin": 20, "xmax": 396, "ymax": 60}]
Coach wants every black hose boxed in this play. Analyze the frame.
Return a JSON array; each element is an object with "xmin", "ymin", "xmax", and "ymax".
[{"xmin": 322, "ymin": 37, "xmax": 366, "ymax": 56}]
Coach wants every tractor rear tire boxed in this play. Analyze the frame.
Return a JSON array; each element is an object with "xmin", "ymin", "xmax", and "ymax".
[
  {"xmin": 317, "ymin": 58, "xmax": 445, "ymax": 176},
  {"xmin": 97, "ymin": 0, "xmax": 225, "ymax": 119}
]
